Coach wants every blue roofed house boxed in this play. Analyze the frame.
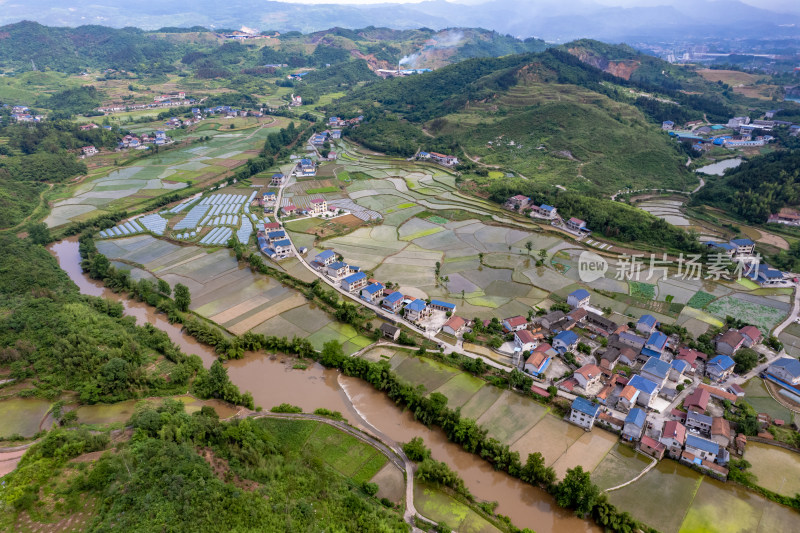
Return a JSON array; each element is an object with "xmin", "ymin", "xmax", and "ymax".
[
  {"xmin": 552, "ymin": 330, "xmax": 579, "ymax": 353},
  {"xmin": 684, "ymin": 434, "xmax": 720, "ymax": 463},
  {"xmin": 670, "ymin": 359, "xmax": 691, "ymax": 381},
  {"xmin": 622, "ymin": 408, "xmax": 647, "ymax": 441},
  {"xmin": 730, "ymin": 238, "xmax": 755, "ymax": 256},
  {"xmin": 404, "ymin": 299, "xmax": 431, "ymax": 322},
  {"xmin": 270, "ymin": 173, "xmax": 285, "ymax": 186},
  {"xmin": 382, "ymin": 291, "xmax": 404, "ymax": 314},
  {"xmin": 706, "ymin": 355, "xmax": 735, "ymax": 382},
  {"xmin": 531, "ymin": 204, "xmax": 557, "ymax": 219},
  {"xmin": 640, "ymin": 358, "xmax": 671, "ymax": 387},
  {"xmin": 360, "ymin": 282, "xmax": 385, "ymax": 304},
  {"xmin": 326, "ymin": 261, "xmax": 350, "ymax": 279},
  {"xmin": 629, "ymin": 375, "xmax": 660, "ymax": 407},
  {"xmin": 314, "ymin": 249, "xmax": 336, "ymax": 268},
  {"xmin": 567, "ymin": 289, "xmax": 590, "ymax": 309},
  {"xmin": 267, "ymin": 230, "xmax": 286, "ymax": 243},
  {"xmin": 262, "ymin": 191, "xmax": 277, "ymax": 206},
  {"xmin": 641, "ymin": 331, "xmax": 668, "ymax": 359},
  {"xmin": 341, "ymin": 272, "xmax": 368, "ymax": 293},
  {"xmin": 767, "ymin": 357, "xmax": 800, "ymax": 387},
  {"xmin": 429, "ymin": 300, "xmax": 456, "ymax": 314},
  {"xmin": 662, "ymin": 120, "xmax": 674, "ymax": 130},
  {"xmin": 272, "ymin": 239, "xmax": 293, "ymax": 259},
  {"xmin": 705, "ymin": 241, "xmax": 735, "ymax": 258},
  {"xmin": 569, "ymin": 397, "xmax": 600, "ymax": 430},
  {"xmin": 297, "ymin": 159, "xmax": 316, "ymax": 177},
  {"xmin": 636, "ymin": 314, "xmax": 658, "ymax": 334},
  {"xmin": 747, "ymin": 263, "xmax": 785, "ymax": 287}
]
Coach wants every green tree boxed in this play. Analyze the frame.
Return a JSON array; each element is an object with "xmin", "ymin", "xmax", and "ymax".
[
  {"xmin": 525, "ymin": 240, "xmax": 533, "ymax": 255},
  {"xmin": 28, "ymin": 222, "xmax": 51, "ymax": 245},
  {"xmin": 538, "ymin": 249, "xmax": 547, "ymax": 261},
  {"xmin": 402, "ymin": 437, "xmax": 431, "ymax": 462},
  {"xmin": 555, "ymin": 466, "xmax": 599, "ymax": 516},
  {"xmin": 733, "ymin": 348, "xmax": 759, "ymax": 374},
  {"xmin": 174, "ymin": 283, "xmax": 191, "ymax": 311},
  {"xmin": 157, "ymin": 279, "xmax": 171, "ymax": 296}
]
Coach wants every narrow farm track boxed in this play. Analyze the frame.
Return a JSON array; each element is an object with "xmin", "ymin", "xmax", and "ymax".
[{"xmin": 241, "ymin": 410, "xmax": 434, "ymax": 530}]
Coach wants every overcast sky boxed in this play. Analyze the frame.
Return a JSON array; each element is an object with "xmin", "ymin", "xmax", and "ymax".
[{"xmin": 276, "ymin": 0, "xmax": 799, "ymax": 14}]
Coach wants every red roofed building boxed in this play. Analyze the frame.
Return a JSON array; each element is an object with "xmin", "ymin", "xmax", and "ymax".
[
  {"xmin": 684, "ymin": 388, "xmax": 711, "ymax": 413},
  {"xmin": 574, "ymin": 364, "xmax": 602, "ymax": 390},
  {"xmin": 502, "ymin": 315, "xmax": 528, "ymax": 332},
  {"xmin": 514, "ymin": 329, "xmax": 539, "ymax": 352},
  {"xmin": 698, "ymin": 383, "xmax": 738, "ymax": 404},
  {"xmin": 524, "ymin": 343, "xmax": 554, "ymax": 376},
  {"xmin": 739, "ymin": 326, "xmax": 762, "ymax": 347},
  {"xmin": 676, "ymin": 347, "xmax": 705, "ymax": 368},
  {"xmin": 263, "ymin": 222, "xmax": 281, "ymax": 231},
  {"xmin": 442, "ymin": 315, "xmax": 467, "ymax": 336},
  {"xmin": 660, "ymin": 420, "xmax": 687, "ymax": 459},
  {"xmin": 639, "ymin": 435, "xmax": 666, "ymax": 460}
]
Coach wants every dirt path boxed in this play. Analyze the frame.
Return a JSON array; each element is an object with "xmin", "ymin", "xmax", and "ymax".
[{"xmin": 244, "ymin": 410, "xmax": 435, "ymax": 530}]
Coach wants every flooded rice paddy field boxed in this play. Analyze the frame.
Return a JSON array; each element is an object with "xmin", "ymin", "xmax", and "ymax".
[{"xmin": 745, "ymin": 442, "xmax": 800, "ymax": 497}]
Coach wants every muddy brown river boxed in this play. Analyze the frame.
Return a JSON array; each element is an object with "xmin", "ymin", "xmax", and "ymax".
[{"xmin": 49, "ymin": 237, "xmax": 596, "ymax": 533}]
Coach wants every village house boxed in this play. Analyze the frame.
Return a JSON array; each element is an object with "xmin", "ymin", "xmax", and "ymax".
[
  {"xmin": 670, "ymin": 359, "xmax": 691, "ymax": 380},
  {"xmin": 380, "ymin": 323, "xmax": 401, "ymax": 341},
  {"xmin": 766, "ymin": 357, "xmax": 800, "ymax": 390},
  {"xmin": 706, "ymin": 241, "xmax": 736, "ymax": 258},
  {"xmin": 429, "ymin": 300, "xmax": 456, "ymax": 314},
  {"xmin": 442, "ymin": 316, "xmax": 467, "ymax": 336},
  {"xmin": 569, "ymin": 397, "xmax": 600, "ymax": 431},
  {"xmin": 616, "ymin": 331, "xmax": 647, "ymax": 352},
  {"xmin": 314, "ymin": 249, "xmax": 336, "ymax": 268},
  {"xmin": 640, "ymin": 357, "xmax": 671, "ymax": 388},
  {"xmin": 428, "ymin": 152, "xmax": 459, "ymax": 167},
  {"xmin": 503, "ymin": 315, "xmax": 529, "ymax": 332},
  {"xmin": 716, "ymin": 329, "xmax": 744, "ymax": 356},
  {"xmin": 327, "ymin": 261, "xmax": 351, "ymax": 279},
  {"xmin": 686, "ymin": 410, "xmax": 713, "ymax": 437},
  {"xmin": 79, "ymin": 123, "xmax": 99, "ymax": 131},
  {"xmin": 730, "ymin": 238, "xmax": 756, "ymax": 256},
  {"xmin": 404, "ymin": 299, "xmax": 431, "ymax": 322},
  {"xmin": 525, "ymin": 344, "xmax": 554, "ymax": 377},
  {"xmin": 684, "ymin": 387, "xmax": 711, "ymax": 413},
  {"xmin": 684, "ymin": 434, "xmax": 719, "ymax": 463},
  {"xmin": 636, "ymin": 314, "xmax": 658, "ymax": 335},
  {"xmin": 552, "ymin": 330, "xmax": 579, "ymax": 354},
  {"xmin": 81, "ymin": 146, "xmax": 98, "ymax": 157},
  {"xmin": 616, "ymin": 385, "xmax": 640, "ymax": 412},
  {"xmin": 260, "ymin": 191, "xmax": 277, "ymax": 207},
  {"xmin": 565, "ymin": 217, "xmax": 590, "ymax": 234},
  {"xmin": 281, "ymin": 204, "xmax": 297, "ymax": 216},
  {"xmin": 639, "ymin": 436, "xmax": 666, "ymax": 460},
  {"xmin": 271, "ymin": 239, "xmax": 293, "ymax": 259},
  {"xmin": 573, "ymin": 364, "xmax": 602, "ymax": 390},
  {"xmin": 661, "ymin": 120, "xmax": 674, "ymax": 130},
  {"xmin": 711, "ymin": 417, "xmax": 732, "ymax": 448},
  {"xmin": 617, "ymin": 345, "xmax": 639, "ymax": 366},
  {"xmin": 531, "ymin": 204, "xmax": 557, "ymax": 219},
  {"xmin": 297, "ymin": 159, "xmax": 316, "ymax": 177},
  {"xmin": 267, "ymin": 230, "xmax": 287, "ymax": 243},
  {"xmin": 596, "ymin": 375, "xmax": 619, "ymax": 405},
  {"xmin": 660, "ymin": 420, "xmax": 687, "ymax": 459},
  {"xmin": 567, "ymin": 308, "xmax": 587, "ymax": 325},
  {"xmin": 746, "ymin": 263, "xmax": 786, "ymax": 287},
  {"xmin": 381, "ymin": 291, "xmax": 404, "ymax": 314},
  {"xmin": 540, "ymin": 310, "xmax": 566, "ymax": 330},
  {"xmin": 599, "ymin": 347, "xmax": 620, "ymax": 374},
  {"xmin": 271, "ymin": 173, "xmax": 285, "ymax": 186},
  {"xmin": 360, "ymin": 282, "xmax": 385, "ymax": 304},
  {"xmin": 505, "ymin": 195, "xmax": 530, "ymax": 211},
  {"xmin": 706, "ymin": 355, "xmax": 735, "ymax": 382},
  {"xmin": 676, "ymin": 347, "xmax": 705, "ymax": 370},
  {"xmin": 567, "ymin": 289, "xmax": 590, "ymax": 309},
  {"xmin": 310, "ymin": 198, "xmax": 327, "ymax": 215},
  {"xmin": 514, "ymin": 329, "xmax": 539, "ymax": 353},
  {"xmin": 768, "ymin": 207, "xmax": 800, "ymax": 226},
  {"xmin": 739, "ymin": 325, "xmax": 762, "ymax": 347},
  {"xmin": 263, "ymin": 222, "xmax": 281, "ymax": 231},
  {"xmin": 628, "ymin": 375, "xmax": 659, "ymax": 407},
  {"xmin": 622, "ymin": 408, "xmax": 647, "ymax": 441},
  {"xmin": 641, "ymin": 331, "xmax": 668, "ymax": 359},
  {"xmin": 341, "ymin": 272, "xmax": 368, "ymax": 293},
  {"xmin": 584, "ymin": 312, "xmax": 620, "ymax": 337}
]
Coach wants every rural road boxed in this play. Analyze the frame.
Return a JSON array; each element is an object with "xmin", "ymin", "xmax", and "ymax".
[
  {"xmin": 242, "ymin": 410, "xmax": 434, "ymax": 530},
  {"xmin": 273, "ymin": 166, "xmax": 512, "ymax": 374}
]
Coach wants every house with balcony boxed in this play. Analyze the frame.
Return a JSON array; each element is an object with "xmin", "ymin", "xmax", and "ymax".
[{"xmin": 569, "ymin": 397, "xmax": 600, "ymax": 430}]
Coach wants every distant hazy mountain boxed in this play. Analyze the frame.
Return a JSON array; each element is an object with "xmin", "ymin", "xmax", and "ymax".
[{"xmin": 0, "ymin": 0, "xmax": 797, "ymax": 42}]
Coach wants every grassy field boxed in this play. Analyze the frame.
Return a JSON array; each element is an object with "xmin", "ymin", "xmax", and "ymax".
[
  {"xmin": 414, "ymin": 483, "xmax": 502, "ymax": 533},
  {"xmin": 0, "ymin": 398, "xmax": 51, "ymax": 438}
]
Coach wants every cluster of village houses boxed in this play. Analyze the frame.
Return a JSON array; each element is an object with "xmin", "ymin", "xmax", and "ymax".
[
  {"xmin": 4, "ymin": 104, "xmax": 45, "ymax": 123},
  {"xmin": 504, "ymin": 194, "xmax": 591, "ymax": 236},
  {"xmin": 444, "ymin": 284, "xmax": 795, "ymax": 481},
  {"xmin": 662, "ymin": 112, "xmax": 799, "ymax": 151},
  {"xmin": 416, "ymin": 151, "xmax": 460, "ymax": 167},
  {"xmin": 309, "ymin": 248, "xmax": 457, "ymax": 338}
]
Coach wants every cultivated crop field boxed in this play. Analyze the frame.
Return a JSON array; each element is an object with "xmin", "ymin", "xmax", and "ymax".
[{"xmin": 706, "ymin": 295, "xmax": 788, "ymax": 333}]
